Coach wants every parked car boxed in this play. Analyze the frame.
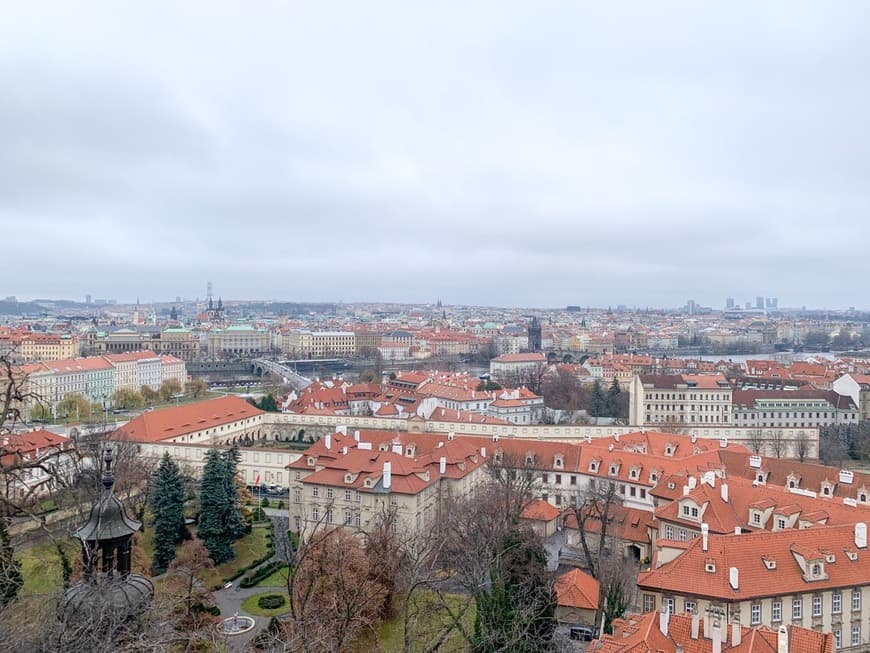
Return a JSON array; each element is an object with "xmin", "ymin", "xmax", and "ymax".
[{"xmin": 569, "ymin": 625, "xmax": 597, "ymax": 641}]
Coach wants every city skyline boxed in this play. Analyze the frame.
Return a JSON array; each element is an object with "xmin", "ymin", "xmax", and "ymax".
[{"xmin": 3, "ymin": 2, "xmax": 870, "ymax": 308}]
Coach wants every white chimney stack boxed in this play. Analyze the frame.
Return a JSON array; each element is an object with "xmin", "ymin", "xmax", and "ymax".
[
  {"xmin": 777, "ymin": 625, "xmax": 788, "ymax": 653},
  {"xmin": 691, "ymin": 613, "xmax": 700, "ymax": 639},
  {"xmin": 383, "ymin": 461, "xmax": 392, "ymax": 489},
  {"xmin": 721, "ymin": 483, "xmax": 729, "ymax": 503},
  {"xmin": 354, "ymin": 430, "xmax": 360, "ymax": 441},
  {"xmin": 701, "ymin": 523, "xmax": 709, "ymax": 552},
  {"xmin": 731, "ymin": 621, "xmax": 742, "ymax": 647},
  {"xmin": 614, "ymin": 432, "xmax": 620, "ymax": 442},
  {"xmin": 481, "ymin": 447, "xmax": 487, "ymax": 458},
  {"xmin": 729, "ymin": 566, "xmax": 739, "ymax": 590},
  {"xmin": 440, "ymin": 456, "xmax": 447, "ymax": 474},
  {"xmin": 712, "ymin": 625, "xmax": 722, "ymax": 653},
  {"xmin": 324, "ymin": 434, "xmax": 331, "ymax": 450},
  {"xmin": 659, "ymin": 608, "xmax": 670, "ymax": 636},
  {"xmin": 688, "ymin": 476, "xmax": 697, "ymax": 489},
  {"xmin": 448, "ymin": 431, "xmax": 455, "ymax": 441},
  {"xmin": 337, "ymin": 425, "xmax": 347, "ymax": 435},
  {"xmin": 342, "ymin": 446, "xmax": 348, "ymax": 455},
  {"xmin": 683, "ymin": 485, "xmax": 690, "ymax": 497},
  {"xmin": 856, "ymin": 522, "xmax": 867, "ymax": 549}
]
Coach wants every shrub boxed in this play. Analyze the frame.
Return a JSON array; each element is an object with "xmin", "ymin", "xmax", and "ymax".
[
  {"xmin": 258, "ymin": 594, "xmax": 286, "ymax": 610},
  {"xmin": 240, "ymin": 560, "xmax": 288, "ymax": 588},
  {"xmin": 261, "ymin": 497, "xmax": 270, "ymax": 508},
  {"xmin": 191, "ymin": 603, "xmax": 221, "ymax": 616},
  {"xmin": 277, "ymin": 501, "xmax": 285, "ymax": 510}
]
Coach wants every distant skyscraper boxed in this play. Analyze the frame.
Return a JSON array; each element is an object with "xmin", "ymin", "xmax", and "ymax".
[
  {"xmin": 726, "ymin": 297, "xmax": 735, "ymax": 309},
  {"xmin": 756, "ymin": 296, "xmax": 764, "ymax": 309},
  {"xmin": 85, "ymin": 294, "xmax": 92, "ymax": 305},
  {"xmin": 766, "ymin": 297, "xmax": 778, "ymax": 309},
  {"xmin": 686, "ymin": 299, "xmax": 696, "ymax": 315}
]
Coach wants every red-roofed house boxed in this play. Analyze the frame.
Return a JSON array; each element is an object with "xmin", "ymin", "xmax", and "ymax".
[
  {"xmin": 520, "ymin": 498, "xmax": 562, "ymax": 537},
  {"xmin": 554, "ymin": 568, "xmax": 600, "ymax": 624},
  {"xmin": 1, "ymin": 429, "xmax": 77, "ymax": 502}
]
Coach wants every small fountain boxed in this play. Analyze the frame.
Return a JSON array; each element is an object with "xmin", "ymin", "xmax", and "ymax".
[{"xmin": 219, "ymin": 611, "xmax": 255, "ymax": 636}]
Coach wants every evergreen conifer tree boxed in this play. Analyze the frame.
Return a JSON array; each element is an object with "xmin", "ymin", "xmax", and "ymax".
[
  {"xmin": 0, "ymin": 512, "xmax": 22, "ymax": 607},
  {"xmin": 198, "ymin": 449, "xmax": 234, "ymax": 563},
  {"xmin": 222, "ymin": 444, "xmax": 246, "ymax": 541},
  {"xmin": 589, "ymin": 380, "xmax": 606, "ymax": 418},
  {"xmin": 151, "ymin": 452, "xmax": 187, "ymax": 572},
  {"xmin": 605, "ymin": 377, "xmax": 621, "ymax": 417}
]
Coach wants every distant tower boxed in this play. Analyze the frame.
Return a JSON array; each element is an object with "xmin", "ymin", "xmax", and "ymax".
[
  {"xmin": 59, "ymin": 446, "xmax": 153, "ymax": 626},
  {"xmin": 726, "ymin": 297, "xmax": 735, "ymax": 309},
  {"xmin": 170, "ymin": 305, "xmax": 178, "ymax": 321},
  {"xmin": 527, "ymin": 317, "xmax": 542, "ymax": 352},
  {"xmin": 756, "ymin": 296, "xmax": 765, "ymax": 309},
  {"xmin": 206, "ymin": 281, "xmax": 213, "ymax": 310},
  {"xmin": 85, "ymin": 294, "xmax": 92, "ymax": 305}
]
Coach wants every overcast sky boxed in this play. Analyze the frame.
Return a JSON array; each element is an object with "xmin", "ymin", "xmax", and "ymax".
[{"xmin": 2, "ymin": 2, "xmax": 869, "ymax": 309}]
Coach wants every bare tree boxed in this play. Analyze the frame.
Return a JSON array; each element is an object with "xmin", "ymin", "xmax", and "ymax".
[
  {"xmin": 746, "ymin": 429, "xmax": 765, "ymax": 455},
  {"xmin": 769, "ymin": 429, "xmax": 787, "ymax": 459},
  {"xmin": 486, "ymin": 449, "xmax": 542, "ymax": 523},
  {"xmin": 795, "ymin": 430, "xmax": 811, "ymax": 463},
  {"xmin": 571, "ymin": 479, "xmax": 621, "ymax": 580}
]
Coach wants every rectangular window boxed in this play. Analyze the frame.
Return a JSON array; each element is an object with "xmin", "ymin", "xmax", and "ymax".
[
  {"xmin": 665, "ymin": 525, "xmax": 674, "ymax": 539},
  {"xmin": 772, "ymin": 600, "xmax": 782, "ymax": 622},
  {"xmin": 643, "ymin": 594, "xmax": 655, "ymax": 612},
  {"xmin": 813, "ymin": 595, "xmax": 822, "ymax": 617},
  {"xmin": 326, "ymin": 488, "xmax": 334, "ymax": 499},
  {"xmin": 684, "ymin": 600, "xmax": 696, "ymax": 614},
  {"xmin": 312, "ymin": 487, "xmax": 319, "ymax": 497},
  {"xmin": 294, "ymin": 490, "xmax": 301, "ymax": 503},
  {"xmin": 833, "ymin": 592, "xmax": 842, "ymax": 614},
  {"xmin": 834, "ymin": 629, "xmax": 841, "ymax": 649},
  {"xmin": 665, "ymin": 597, "xmax": 675, "ymax": 614},
  {"xmin": 793, "ymin": 598, "xmax": 802, "ymax": 619},
  {"xmin": 555, "ymin": 474, "xmax": 562, "ymax": 484},
  {"xmin": 390, "ymin": 495, "xmax": 398, "ymax": 506},
  {"xmin": 311, "ymin": 506, "xmax": 319, "ymax": 521},
  {"xmin": 853, "ymin": 589, "xmax": 861, "ymax": 611},
  {"xmin": 344, "ymin": 510, "xmax": 351, "ymax": 525},
  {"xmin": 852, "ymin": 626, "xmax": 860, "ymax": 646},
  {"xmin": 678, "ymin": 529, "xmax": 687, "ymax": 541},
  {"xmin": 326, "ymin": 509, "xmax": 333, "ymax": 524},
  {"xmin": 345, "ymin": 489, "xmax": 351, "ymax": 501},
  {"xmin": 751, "ymin": 603, "xmax": 761, "ymax": 624}
]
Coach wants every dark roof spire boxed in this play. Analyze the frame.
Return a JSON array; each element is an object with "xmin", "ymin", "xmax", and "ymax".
[{"xmin": 102, "ymin": 445, "xmax": 115, "ymax": 490}]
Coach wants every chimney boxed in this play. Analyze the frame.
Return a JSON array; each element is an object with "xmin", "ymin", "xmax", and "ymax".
[
  {"xmin": 729, "ymin": 566, "xmax": 739, "ymax": 590},
  {"xmin": 324, "ymin": 434, "xmax": 331, "ymax": 450},
  {"xmin": 353, "ymin": 430, "xmax": 360, "ymax": 442},
  {"xmin": 721, "ymin": 483, "xmax": 729, "ymax": 503},
  {"xmin": 440, "ymin": 456, "xmax": 446, "ymax": 474},
  {"xmin": 688, "ymin": 476, "xmax": 697, "ymax": 489},
  {"xmin": 777, "ymin": 625, "xmax": 788, "ymax": 653},
  {"xmin": 342, "ymin": 446, "xmax": 348, "ymax": 455},
  {"xmin": 337, "ymin": 425, "xmax": 347, "ymax": 435},
  {"xmin": 712, "ymin": 624, "xmax": 722, "ymax": 653},
  {"xmin": 856, "ymin": 522, "xmax": 867, "ymax": 549},
  {"xmin": 691, "ymin": 612, "xmax": 700, "ymax": 639},
  {"xmin": 383, "ymin": 461, "xmax": 392, "ymax": 489},
  {"xmin": 731, "ymin": 621, "xmax": 742, "ymax": 647},
  {"xmin": 691, "ymin": 433, "xmax": 697, "ymax": 444},
  {"xmin": 734, "ymin": 527, "xmax": 741, "ymax": 535},
  {"xmin": 448, "ymin": 431, "xmax": 455, "ymax": 440},
  {"xmin": 481, "ymin": 447, "xmax": 487, "ymax": 458},
  {"xmin": 614, "ymin": 432, "xmax": 620, "ymax": 442},
  {"xmin": 683, "ymin": 486, "xmax": 690, "ymax": 497},
  {"xmin": 701, "ymin": 523, "xmax": 709, "ymax": 552},
  {"xmin": 659, "ymin": 608, "xmax": 670, "ymax": 636}
]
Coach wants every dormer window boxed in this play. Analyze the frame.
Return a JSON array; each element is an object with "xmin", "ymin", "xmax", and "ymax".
[
  {"xmin": 364, "ymin": 478, "xmax": 373, "ymax": 488},
  {"xmin": 763, "ymin": 556, "xmax": 777, "ymax": 570},
  {"xmin": 525, "ymin": 454, "xmax": 534, "ymax": 466},
  {"xmin": 629, "ymin": 467, "xmax": 640, "ymax": 480},
  {"xmin": 406, "ymin": 446, "xmax": 414, "ymax": 456},
  {"xmin": 609, "ymin": 463, "xmax": 619, "ymax": 476},
  {"xmin": 776, "ymin": 517, "xmax": 787, "ymax": 530},
  {"xmin": 494, "ymin": 452, "xmax": 503, "ymax": 463},
  {"xmin": 752, "ymin": 511, "xmax": 762, "ymax": 525},
  {"xmin": 344, "ymin": 473, "xmax": 353, "ymax": 484},
  {"xmin": 665, "ymin": 446, "xmax": 674, "ymax": 456},
  {"xmin": 307, "ymin": 456, "xmax": 316, "ymax": 466},
  {"xmin": 789, "ymin": 480, "xmax": 796, "ymax": 489},
  {"xmin": 554, "ymin": 456, "xmax": 563, "ymax": 469},
  {"xmin": 705, "ymin": 560, "xmax": 716, "ymax": 573},
  {"xmin": 860, "ymin": 492, "xmax": 868, "ymax": 504},
  {"xmin": 756, "ymin": 473, "xmax": 765, "ymax": 484},
  {"xmin": 651, "ymin": 472, "xmax": 658, "ymax": 483},
  {"xmin": 810, "ymin": 563, "xmax": 822, "ymax": 577},
  {"xmin": 822, "ymin": 485, "xmax": 832, "ymax": 496},
  {"xmin": 589, "ymin": 460, "xmax": 599, "ymax": 473}
]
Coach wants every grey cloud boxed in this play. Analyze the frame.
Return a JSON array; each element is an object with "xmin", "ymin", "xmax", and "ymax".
[{"xmin": 1, "ymin": 1, "xmax": 869, "ymax": 308}]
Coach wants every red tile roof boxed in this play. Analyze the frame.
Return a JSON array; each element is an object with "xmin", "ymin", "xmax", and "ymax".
[
  {"xmin": 109, "ymin": 396, "xmax": 263, "ymax": 443},
  {"xmin": 555, "ymin": 568, "xmax": 599, "ymax": 611}
]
